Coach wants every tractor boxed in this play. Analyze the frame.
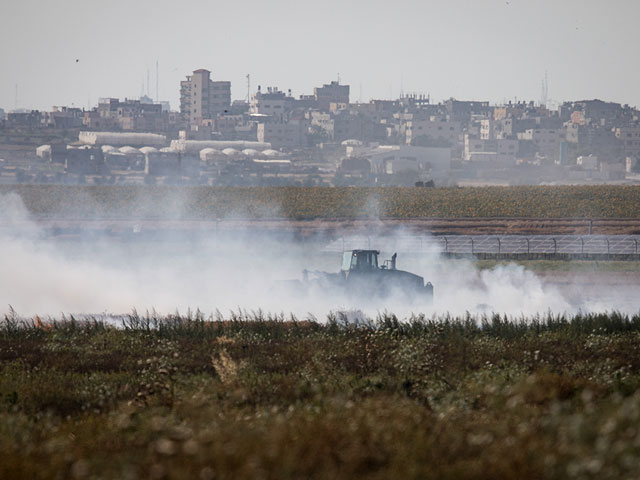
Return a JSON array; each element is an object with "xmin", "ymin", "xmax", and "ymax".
[{"xmin": 293, "ymin": 250, "xmax": 433, "ymax": 305}]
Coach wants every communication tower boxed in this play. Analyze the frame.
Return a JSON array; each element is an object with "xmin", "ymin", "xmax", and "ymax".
[{"xmin": 540, "ymin": 70, "xmax": 549, "ymax": 107}]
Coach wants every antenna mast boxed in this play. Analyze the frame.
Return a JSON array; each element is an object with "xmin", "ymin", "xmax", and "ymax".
[
  {"xmin": 540, "ymin": 70, "xmax": 549, "ymax": 107},
  {"xmin": 246, "ymin": 74, "xmax": 250, "ymax": 104},
  {"xmin": 156, "ymin": 60, "xmax": 159, "ymax": 102}
]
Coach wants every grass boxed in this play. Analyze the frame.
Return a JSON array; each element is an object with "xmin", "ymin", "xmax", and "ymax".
[{"xmin": 1, "ymin": 310, "xmax": 640, "ymax": 479}]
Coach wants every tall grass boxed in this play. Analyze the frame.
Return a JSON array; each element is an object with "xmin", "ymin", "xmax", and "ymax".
[
  {"xmin": 5, "ymin": 309, "xmax": 640, "ymax": 340},
  {"xmin": 1, "ymin": 310, "xmax": 640, "ymax": 479}
]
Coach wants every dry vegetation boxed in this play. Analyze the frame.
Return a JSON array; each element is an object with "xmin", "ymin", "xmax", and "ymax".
[
  {"xmin": 2, "ymin": 311, "xmax": 640, "ymax": 479},
  {"xmin": 4, "ymin": 184, "xmax": 640, "ymax": 220}
]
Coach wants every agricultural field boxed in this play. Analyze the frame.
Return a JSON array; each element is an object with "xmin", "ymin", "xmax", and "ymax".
[
  {"xmin": 4, "ymin": 184, "xmax": 640, "ymax": 220},
  {"xmin": 2, "ymin": 312, "xmax": 640, "ymax": 479}
]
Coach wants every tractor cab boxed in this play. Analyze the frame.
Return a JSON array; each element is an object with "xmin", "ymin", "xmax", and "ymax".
[{"xmin": 341, "ymin": 250, "xmax": 380, "ymax": 272}]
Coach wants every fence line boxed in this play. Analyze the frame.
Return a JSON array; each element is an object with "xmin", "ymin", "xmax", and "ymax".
[{"xmin": 326, "ymin": 235, "xmax": 640, "ymax": 260}]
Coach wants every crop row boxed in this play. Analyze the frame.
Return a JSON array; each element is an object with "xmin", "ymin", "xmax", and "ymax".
[{"xmin": 3, "ymin": 184, "xmax": 640, "ymax": 219}]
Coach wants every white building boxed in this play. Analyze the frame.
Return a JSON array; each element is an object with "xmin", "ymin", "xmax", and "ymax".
[
  {"xmin": 464, "ymin": 135, "xmax": 518, "ymax": 164},
  {"xmin": 170, "ymin": 139, "xmax": 271, "ymax": 154},
  {"xmin": 78, "ymin": 131, "xmax": 167, "ymax": 147},
  {"xmin": 480, "ymin": 118, "xmax": 493, "ymax": 140},
  {"xmin": 257, "ymin": 120, "xmax": 307, "ymax": 149},
  {"xmin": 366, "ymin": 145, "xmax": 451, "ymax": 181},
  {"xmin": 405, "ymin": 117, "xmax": 461, "ymax": 145},
  {"xmin": 250, "ymin": 87, "xmax": 290, "ymax": 122}
]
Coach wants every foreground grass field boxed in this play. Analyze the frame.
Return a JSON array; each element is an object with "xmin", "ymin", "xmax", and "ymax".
[
  {"xmin": 2, "ymin": 312, "xmax": 640, "ymax": 479},
  {"xmin": 4, "ymin": 184, "xmax": 640, "ymax": 219}
]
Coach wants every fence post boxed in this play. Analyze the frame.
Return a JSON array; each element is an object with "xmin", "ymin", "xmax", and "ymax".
[
  {"xmin": 526, "ymin": 238, "xmax": 530, "ymax": 258},
  {"xmin": 635, "ymin": 239, "xmax": 638, "ymax": 259},
  {"xmin": 553, "ymin": 238, "xmax": 557, "ymax": 255},
  {"xmin": 606, "ymin": 238, "xmax": 610, "ymax": 259},
  {"xmin": 497, "ymin": 237, "xmax": 501, "ymax": 255},
  {"xmin": 444, "ymin": 237, "xmax": 448, "ymax": 253},
  {"xmin": 471, "ymin": 238, "xmax": 474, "ymax": 255},
  {"xmin": 581, "ymin": 237, "xmax": 584, "ymax": 256}
]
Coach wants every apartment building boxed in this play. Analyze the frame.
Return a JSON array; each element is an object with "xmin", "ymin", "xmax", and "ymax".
[
  {"xmin": 405, "ymin": 117, "xmax": 461, "ymax": 146},
  {"xmin": 464, "ymin": 135, "xmax": 518, "ymax": 163},
  {"xmin": 250, "ymin": 87, "xmax": 291, "ymax": 121},
  {"xmin": 314, "ymin": 81, "xmax": 350, "ymax": 111},
  {"xmin": 180, "ymin": 69, "xmax": 231, "ymax": 127},
  {"xmin": 517, "ymin": 128, "xmax": 564, "ymax": 160},
  {"xmin": 615, "ymin": 125, "xmax": 640, "ymax": 159},
  {"xmin": 257, "ymin": 120, "xmax": 307, "ymax": 149}
]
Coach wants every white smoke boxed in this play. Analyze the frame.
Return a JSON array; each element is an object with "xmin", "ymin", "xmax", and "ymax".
[{"xmin": 0, "ymin": 192, "xmax": 635, "ymax": 320}]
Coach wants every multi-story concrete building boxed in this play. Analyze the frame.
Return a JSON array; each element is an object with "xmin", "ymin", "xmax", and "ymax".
[
  {"xmin": 560, "ymin": 99, "xmax": 624, "ymax": 126},
  {"xmin": 42, "ymin": 106, "xmax": 84, "ymax": 129},
  {"xmin": 180, "ymin": 69, "xmax": 231, "ymax": 127},
  {"xmin": 480, "ymin": 119, "xmax": 493, "ymax": 140},
  {"xmin": 444, "ymin": 99, "xmax": 490, "ymax": 122},
  {"xmin": 314, "ymin": 81, "xmax": 349, "ymax": 111},
  {"xmin": 87, "ymin": 98, "xmax": 168, "ymax": 132},
  {"xmin": 405, "ymin": 117, "xmax": 461, "ymax": 146},
  {"xmin": 614, "ymin": 125, "xmax": 640, "ymax": 159},
  {"xmin": 6, "ymin": 110, "xmax": 43, "ymax": 127},
  {"xmin": 566, "ymin": 123, "xmax": 621, "ymax": 160},
  {"xmin": 308, "ymin": 111, "xmax": 334, "ymax": 138},
  {"xmin": 464, "ymin": 135, "xmax": 518, "ymax": 164},
  {"xmin": 517, "ymin": 128, "xmax": 564, "ymax": 161},
  {"xmin": 333, "ymin": 110, "xmax": 372, "ymax": 143},
  {"xmin": 257, "ymin": 120, "xmax": 307, "ymax": 149},
  {"xmin": 306, "ymin": 109, "xmax": 373, "ymax": 143},
  {"xmin": 250, "ymin": 87, "xmax": 291, "ymax": 121}
]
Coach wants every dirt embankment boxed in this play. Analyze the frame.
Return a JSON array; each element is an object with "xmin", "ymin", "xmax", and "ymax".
[{"xmin": 16, "ymin": 217, "xmax": 640, "ymax": 237}]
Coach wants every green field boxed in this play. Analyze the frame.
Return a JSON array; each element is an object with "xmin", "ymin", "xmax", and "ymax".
[
  {"xmin": 2, "ymin": 312, "xmax": 640, "ymax": 479},
  {"xmin": 3, "ymin": 184, "xmax": 640, "ymax": 219}
]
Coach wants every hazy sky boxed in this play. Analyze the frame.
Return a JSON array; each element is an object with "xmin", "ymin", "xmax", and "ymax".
[{"xmin": 1, "ymin": 0, "xmax": 639, "ymax": 111}]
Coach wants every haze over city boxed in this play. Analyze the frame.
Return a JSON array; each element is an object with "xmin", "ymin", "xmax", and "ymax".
[{"xmin": 2, "ymin": 0, "xmax": 640, "ymax": 111}]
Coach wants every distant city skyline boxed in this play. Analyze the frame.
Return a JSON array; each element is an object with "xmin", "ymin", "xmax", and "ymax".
[{"xmin": 2, "ymin": 0, "xmax": 640, "ymax": 111}]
